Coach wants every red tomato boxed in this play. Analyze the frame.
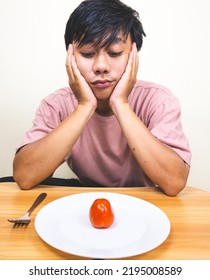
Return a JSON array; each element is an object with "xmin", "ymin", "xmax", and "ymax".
[{"xmin": 89, "ymin": 198, "xmax": 114, "ymax": 228}]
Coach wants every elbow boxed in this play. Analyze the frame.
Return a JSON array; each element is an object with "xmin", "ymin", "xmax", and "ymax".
[
  {"xmin": 163, "ymin": 183, "xmax": 185, "ymax": 197},
  {"xmin": 161, "ymin": 175, "xmax": 188, "ymax": 197},
  {"xmin": 13, "ymin": 156, "xmax": 37, "ymax": 190},
  {"xmin": 160, "ymin": 163, "xmax": 190, "ymax": 197},
  {"xmin": 13, "ymin": 174, "xmax": 35, "ymax": 190},
  {"xmin": 13, "ymin": 169, "xmax": 36, "ymax": 190}
]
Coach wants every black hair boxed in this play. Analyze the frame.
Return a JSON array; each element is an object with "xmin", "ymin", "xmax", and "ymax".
[{"xmin": 64, "ymin": 0, "xmax": 146, "ymax": 51}]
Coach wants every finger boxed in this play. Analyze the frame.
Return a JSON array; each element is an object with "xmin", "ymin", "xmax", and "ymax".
[
  {"xmin": 130, "ymin": 43, "xmax": 138, "ymax": 77},
  {"xmin": 65, "ymin": 44, "xmax": 72, "ymax": 67},
  {"xmin": 122, "ymin": 48, "xmax": 133, "ymax": 78},
  {"xmin": 65, "ymin": 44, "xmax": 74, "ymax": 78},
  {"xmin": 67, "ymin": 44, "xmax": 84, "ymax": 81},
  {"xmin": 123, "ymin": 42, "xmax": 136, "ymax": 79},
  {"xmin": 71, "ymin": 54, "xmax": 82, "ymax": 79}
]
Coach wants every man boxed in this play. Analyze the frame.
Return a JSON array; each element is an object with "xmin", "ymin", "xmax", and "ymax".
[{"xmin": 13, "ymin": 0, "xmax": 191, "ymax": 195}]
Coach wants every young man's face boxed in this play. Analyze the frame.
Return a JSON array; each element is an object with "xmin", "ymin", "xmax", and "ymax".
[{"xmin": 72, "ymin": 34, "xmax": 132, "ymax": 100}]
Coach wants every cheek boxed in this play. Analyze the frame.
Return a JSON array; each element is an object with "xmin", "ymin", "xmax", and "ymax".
[
  {"xmin": 76, "ymin": 58, "xmax": 91, "ymax": 78},
  {"xmin": 118, "ymin": 61, "xmax": 127, "ymax": 74},
  {"xmin": 114, "ymin": 56, "xmax": 129, "ymax": 76}
]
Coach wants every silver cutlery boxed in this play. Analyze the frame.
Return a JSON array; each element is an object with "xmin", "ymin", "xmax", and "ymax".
[{"xmin": 8, "ymin": 192, "xmax": 47, "ymax": 225}]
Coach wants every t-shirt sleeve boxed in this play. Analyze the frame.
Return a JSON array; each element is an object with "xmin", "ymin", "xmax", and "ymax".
[
  {"xmin": 16, "ymin": 98, "xmax": 62, "ymax": 151},
  {"xmin": 148, "ymin": 95, "xmax": 191, "ymax": 165}
]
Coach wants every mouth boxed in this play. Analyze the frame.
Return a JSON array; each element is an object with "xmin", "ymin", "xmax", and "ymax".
[{"xmin": 92, "ymin": 80, "xmax": 113, "ymax": 88}]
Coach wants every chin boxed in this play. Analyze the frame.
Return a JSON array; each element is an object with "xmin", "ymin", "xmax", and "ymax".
[
  {"xmin": 93, "ymin": 89, "xmax": 114, "ymax": 100},
  {"xmin": 95, "ymin": 93, "xmax": 112, "ymax": 101}
]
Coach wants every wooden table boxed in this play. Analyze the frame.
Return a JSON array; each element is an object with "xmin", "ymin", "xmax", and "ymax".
[{"xmin": 0, "ymin": 182, "xmax": 210, "ymax": 260}]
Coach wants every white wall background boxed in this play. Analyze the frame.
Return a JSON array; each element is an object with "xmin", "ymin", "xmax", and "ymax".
[{"xmin": 0, "ymin": 0, "xmax": 210, "ymax": 193}]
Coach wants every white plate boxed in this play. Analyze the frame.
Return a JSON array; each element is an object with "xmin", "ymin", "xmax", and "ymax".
[{"xmin": 35, "ymin": 192, "xmax": 170, "ymax": 259}]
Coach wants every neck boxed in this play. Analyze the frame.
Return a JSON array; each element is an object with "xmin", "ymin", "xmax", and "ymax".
[
  {"xmin": 95, "ymin": 107, "xmax": 113, "ymax": 116},
  {"xmin": 96, "ymin": 100, "xmax": 113, "ymax": 116}
]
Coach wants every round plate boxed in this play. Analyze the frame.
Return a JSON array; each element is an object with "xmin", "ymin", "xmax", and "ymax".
[{"xmin": 35, "ymin": 192, "xmax": 170, "ymax": 259}]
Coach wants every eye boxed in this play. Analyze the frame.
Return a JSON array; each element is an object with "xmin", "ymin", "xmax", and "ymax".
[
  {"xmin": 80, "ymin": 52, "xmax": 95, "ymax": 58},
  {"xmin": 108, "ymin": 51, "xmax": 123, "ymax": 57}
]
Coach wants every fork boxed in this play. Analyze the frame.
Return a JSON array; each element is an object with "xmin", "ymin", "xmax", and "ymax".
[{"xmin": 8, "ymin": 192, "xmax": 47, "ymax": 224}]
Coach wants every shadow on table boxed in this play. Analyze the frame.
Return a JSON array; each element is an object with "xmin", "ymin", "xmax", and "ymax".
[{"xmin": 0, "ymin": 176, "xmax": 82, "ymax": 186}]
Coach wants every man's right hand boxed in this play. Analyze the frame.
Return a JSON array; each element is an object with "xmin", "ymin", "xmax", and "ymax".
[{"xmin": 65, "ymin": 44, "xmax": 97, "ymax": 111}]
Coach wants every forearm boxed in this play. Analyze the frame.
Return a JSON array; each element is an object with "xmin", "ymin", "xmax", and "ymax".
[
  {"xmin": 13, "ymin": 104, "xmax": 95, "ymax": 189},
  {"xmin": 113, "ymin": 102, "xmax": 189, "ymax": 196}
]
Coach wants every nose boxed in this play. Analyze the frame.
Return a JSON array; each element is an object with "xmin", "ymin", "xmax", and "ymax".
[{"xmin": 93, "ymin": 53, "xmax": 110, "ymax": 74}]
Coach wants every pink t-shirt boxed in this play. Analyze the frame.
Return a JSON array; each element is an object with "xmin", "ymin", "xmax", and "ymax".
[{"xmin": 19, "ymin": 80, "xmax": 191, "ymax": 187}]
